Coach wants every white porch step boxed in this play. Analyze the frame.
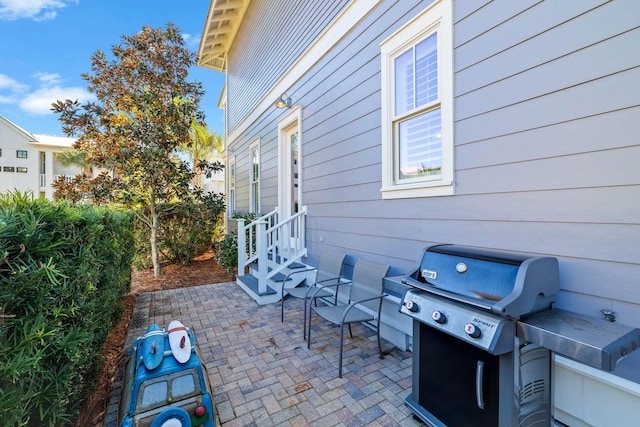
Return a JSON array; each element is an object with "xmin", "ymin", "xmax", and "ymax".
[
  {"xmin": 238, "ymin": 261, "xmax": 310, "ymax": 305},
  {"xmin": 236, "ymin": 274, "xmax": 280, "ymax": 305}
]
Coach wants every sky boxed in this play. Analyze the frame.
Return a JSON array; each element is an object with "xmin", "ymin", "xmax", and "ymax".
[{"xmin": 0, "ymin": 0, "xmax": 225, "ymax": 137}]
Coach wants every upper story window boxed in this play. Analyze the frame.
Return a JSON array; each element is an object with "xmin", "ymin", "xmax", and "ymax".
[
  {"xmin": 17, "ymin": 150, "xmax": 28, "ymax": 159},
  {"xmin": 40, "ymin": 152, "xmax": 46, "ymax": 174},
  {"xmin": 380, "ymin": 0, "xmax": 453, "ymax": 199},
  {"xmin": 250, "ymin": 140, "xmax": 260, "ymax": 214}
]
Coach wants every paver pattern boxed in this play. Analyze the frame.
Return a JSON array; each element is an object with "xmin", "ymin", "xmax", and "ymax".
[{"xmin": 105, "ymin": 282, "xmax": 422, "ymax": 426}]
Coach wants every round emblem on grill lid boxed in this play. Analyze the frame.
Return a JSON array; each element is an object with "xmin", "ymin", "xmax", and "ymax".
[{"xmin": 455, "ymin": 262, "xmax": 468, "ymax": 274}]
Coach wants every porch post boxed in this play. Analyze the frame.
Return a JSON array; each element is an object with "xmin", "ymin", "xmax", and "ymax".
[
  {"xmin": 237, "ymin": 218, "xmax": 245, "ymax": 276},
  {"xmin": 301, "ymin": 207, "xmax": 307, "ymax": 254},
  {"xmin": 257, "ymin": 221, "xmax": 268, "ymax": 294}
]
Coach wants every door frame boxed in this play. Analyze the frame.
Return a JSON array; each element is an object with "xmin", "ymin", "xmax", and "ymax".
[{"xmin": 277, "ymin": 106, "xmax": 302, "ymax": 219}]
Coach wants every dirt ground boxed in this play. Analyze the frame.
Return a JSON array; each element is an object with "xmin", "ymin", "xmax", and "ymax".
[{"xmin": 75, "ymin": 249, "xmax": 234, "ymax": 427}]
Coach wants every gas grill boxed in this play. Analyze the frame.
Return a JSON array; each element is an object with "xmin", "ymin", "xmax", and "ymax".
[{"xmin": 399, "ymin": 244, "xmax": 560, "ymax": 427}]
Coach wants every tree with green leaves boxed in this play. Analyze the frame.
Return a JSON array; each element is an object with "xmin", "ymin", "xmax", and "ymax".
[
  {"xmin": 54, "ymin": 149, "xmax": 91, "ymax": 173},
  {"xmin": 52, "ymin": 23, "xmax": 219, "ymax": 277},
  {"xmin": 181, "ymin": 123, "xmax": 223, "ymax": 189}
]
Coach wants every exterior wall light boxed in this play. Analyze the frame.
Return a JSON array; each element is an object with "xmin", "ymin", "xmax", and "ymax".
[{"xmin": 274, "ymin": 93, "xmax": 291, "ymax": 109}]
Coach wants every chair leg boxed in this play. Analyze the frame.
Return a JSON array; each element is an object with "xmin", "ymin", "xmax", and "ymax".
[
  {"xmin": 303, "ymin": 297, "xmax": 308, "ymax": 340},
  {"xmin": 281, "ymin": 295, "xmax": 285, "ymax": 323},
  {"xmin": 307, "ymin": 306, "xmax": 313, "ymax": 349},
  {"xmin": 348, "ymin": 323, "xmax": 353, "ymax": 338},
  {"xmin": 376, "ymin": 315, "xmax": 383, "ymax": 359},
  {"xmin": 338, "ymin": 322, "xmax": 345, "ymax": 378}
]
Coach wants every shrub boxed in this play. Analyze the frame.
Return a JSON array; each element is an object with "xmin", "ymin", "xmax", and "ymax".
[
  {"xmin": 0, "ymin": 192, "xmax": 134, "ymax": 426},
  {"xmin": 133, "ymin": 192, "xmax": 225, "ymax": 270},
  {"xmin": 212, "ymin": 211, "xmax": 259, "ymax": 275},
  {"xmin": 213, "ymin": 230, "xmax": 238, "ymax": 275}
]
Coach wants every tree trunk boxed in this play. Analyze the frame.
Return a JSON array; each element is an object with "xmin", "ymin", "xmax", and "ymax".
[
  {"xmin": 193, "ymin": 155, "xmax": 202, "ymax": 189},
  {"xmin": 150, "ymin": 196, "xmax": 161, "ymax": 277}
]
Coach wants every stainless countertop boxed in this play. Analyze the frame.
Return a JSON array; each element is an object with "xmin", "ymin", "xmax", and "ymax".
[{"xmin": 517, "ymin": 308, "xmax": 640, "ymax": 372}]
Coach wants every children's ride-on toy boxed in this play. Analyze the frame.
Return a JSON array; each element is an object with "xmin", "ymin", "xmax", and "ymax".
[{"xmin": 118, "ymin": 320, "xmax": 216, "ymax": 427}]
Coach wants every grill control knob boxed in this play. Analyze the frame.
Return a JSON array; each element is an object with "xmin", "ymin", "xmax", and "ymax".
[
  {"xmin": 464, "ymin": 323, "xmax": 482, "ymax": 339},
  {"xmin": 405, "ymin": 300, "xmax": 419, "ymax": 313},
  {"xmin": 431, "ymin": 311, "xmax": 446, "ymax": 324}
]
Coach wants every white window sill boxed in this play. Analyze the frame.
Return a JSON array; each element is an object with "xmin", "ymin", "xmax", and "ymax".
[{"xmin": 381, "ymin": 181, "xmax": 454, "ymax": 199}]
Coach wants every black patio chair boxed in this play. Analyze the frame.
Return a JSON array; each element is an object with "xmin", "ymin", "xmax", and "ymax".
[
  {"xmin": 280, "ymin": 250, "xmax": 347, "ymax": 338},
  {"xmin": 307, "ymin": 259, "xmax": 390, "ymax": 377}
]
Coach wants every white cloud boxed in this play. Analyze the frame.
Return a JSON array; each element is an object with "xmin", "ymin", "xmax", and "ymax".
[
  {"xmin": 19, "ymin": 85, "xmax": 94, "ymax": 114},
  {"xmin": 182, "ymin": 33, "xmax": 200, "ymax": 48},
  {"xmin": 34, "ymin": 71, "xmax": 63, "ymax": 86},
  {"xmin": 0, "ymin": 73, "xmax": 29, "ymax": 93},
  {"xmin": 0, "ymin": 95, "xmax": 18, "ymax": 104},
  {"xmin": 0, "ymin": 0, "xmax": 77, "ymax": 21},
  {"xmin": 0, "ymin": 71, "xmax": 94, "ymax": 114}
]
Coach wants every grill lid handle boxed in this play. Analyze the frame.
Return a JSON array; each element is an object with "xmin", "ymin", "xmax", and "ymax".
[{"xmin": 476, "ymin": 360, "xmax": 485, "ymax": 409}]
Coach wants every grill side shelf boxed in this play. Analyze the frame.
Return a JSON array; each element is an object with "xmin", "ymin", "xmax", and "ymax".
[{"xmin": 516, "ymin": 308, "xmax": 640, "ymax": 372}]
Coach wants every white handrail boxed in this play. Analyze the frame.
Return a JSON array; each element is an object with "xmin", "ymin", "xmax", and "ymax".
[
  {"xmin": 237, "ymin": 207, "xmax": 307, "ymax": 294},
  {"xmin": 237, "ymin": 209, "xmax": 278, "ymax": 277}
]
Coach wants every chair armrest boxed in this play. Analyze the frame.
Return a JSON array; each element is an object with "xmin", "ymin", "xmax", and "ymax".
[
  {"xmin": 286, "ymin": 267, "xmax": 318, "ymax": 279},
  {"xmin": 307, "ymin": 282, "xmax": 344, "ymax": 298},
  {"xmin": 308, "ymin": 277, "xmax": 351, "ymax": 293},
  {"xmin": 341, "ymin": 293, "xmax": 389, "ymax": 323},
  {"xmin": 281, "ymin": 267, "xmax": 317, "ymax": 296},
  {"xmin": 315, "ymin": 275, "xmax": 345, "ymax": 285}
]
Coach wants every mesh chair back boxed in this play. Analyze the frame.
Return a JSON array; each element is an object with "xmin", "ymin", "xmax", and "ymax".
[
  {"xmin": 348, "ymin": 260, "xmax": 390, "ymax": 311},
  {"xmin": 315, "ymin": 251, "xmax": 346, "ymax": 285}
]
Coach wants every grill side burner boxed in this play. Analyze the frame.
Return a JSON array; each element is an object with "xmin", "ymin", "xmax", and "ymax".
[{"xmin": 400, "ymin": 245, "xmax": 560, "ymax": 427}]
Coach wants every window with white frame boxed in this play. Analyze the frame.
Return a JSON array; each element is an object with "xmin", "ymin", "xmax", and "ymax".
[
  {"xmin": 380, "ymin": 0, "xmax": 453, "ymax": 199},
  {"xmin": 249, "ymin": 140, "xmax": 260, "ymax": 214},
  {"xmin": 228, "ymin": 156, "xmax": 236, "ymax": 215}
]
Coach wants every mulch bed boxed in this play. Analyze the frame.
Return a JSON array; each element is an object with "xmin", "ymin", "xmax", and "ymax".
[{"xmin": 74, "ymin": 249, "xmax": 234, "ymax": 427}]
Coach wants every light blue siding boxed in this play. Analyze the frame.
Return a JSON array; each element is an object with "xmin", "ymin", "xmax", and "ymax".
[
  {"xmin": 227, "ymin": 0, "xmax": 350, "ymax": 132},
  {"xmin": 222, "ymin": 0, "xmax": 640, "ymax": 329}
]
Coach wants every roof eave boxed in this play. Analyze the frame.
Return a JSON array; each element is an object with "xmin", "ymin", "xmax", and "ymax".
[{"xmin": 197, "ymin": 0, "xmax": 251, "ymax": 73}]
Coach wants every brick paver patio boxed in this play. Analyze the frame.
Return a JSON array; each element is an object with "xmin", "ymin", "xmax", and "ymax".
[{"xmin": 104, "ymin": 281, "xmax": 422, "ymax": 426}]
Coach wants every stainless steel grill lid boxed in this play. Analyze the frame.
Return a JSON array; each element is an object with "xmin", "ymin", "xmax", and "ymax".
[{"xmin": 403, "ymin": 244, "xmax": 560, "ymax": 319}]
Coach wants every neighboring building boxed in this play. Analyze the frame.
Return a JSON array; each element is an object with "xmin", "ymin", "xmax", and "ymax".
[
  {"xmin": 198, "ymin": 0, "xmax": 640, "ymax": 425},
  {"xmin": 0, "ymin": 115, "xmax": 81, "ymax": 200},
  {"xmin": 201, "ymin": 151, "xmax": 226, "ymax": 196}
]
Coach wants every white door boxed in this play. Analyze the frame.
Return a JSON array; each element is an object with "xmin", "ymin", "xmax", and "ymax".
[{"xmin": 278, "ymin": 108, "xmax": 301, "ymax": 220}]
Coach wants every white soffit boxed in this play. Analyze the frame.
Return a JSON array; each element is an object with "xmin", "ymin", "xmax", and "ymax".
[{"xmin": 197, "ymin": 0, "xmax": 251, "ymax": 72}]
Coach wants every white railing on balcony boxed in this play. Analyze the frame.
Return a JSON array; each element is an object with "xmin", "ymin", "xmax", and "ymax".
[
  {"xmin": 53, "ymin": 174, "xmax": 75, "ymax": 182},
  {"xmin": 237, "ymin": 207, "xmax": 307, "ymax": 295},
  {"xmin": 39, "ymin": 174, "xmax": 46, "ymax": 187}
]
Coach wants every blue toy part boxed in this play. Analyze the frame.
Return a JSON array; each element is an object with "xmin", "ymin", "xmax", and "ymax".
[
  {"xmin": 149, "ymin": 407, "xmax": 192, "ymax": 427},
  {"xmin": 141, "ymin": 324, "xmax": 165, "ymax": 370}
]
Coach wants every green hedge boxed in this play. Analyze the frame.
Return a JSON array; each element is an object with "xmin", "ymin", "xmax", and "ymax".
[{"xmin": 0, "ymin": 192, "xmax": 134, "ymax": 426}]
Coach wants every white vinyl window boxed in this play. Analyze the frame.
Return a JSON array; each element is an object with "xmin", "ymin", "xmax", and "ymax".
[
  {"xmin": 380, "ymin": 0, "xmax": 453, "ymax": 199},
  {"xmin": 250, "ymin": 140, "xmax": 260, "ymax": 214}
]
